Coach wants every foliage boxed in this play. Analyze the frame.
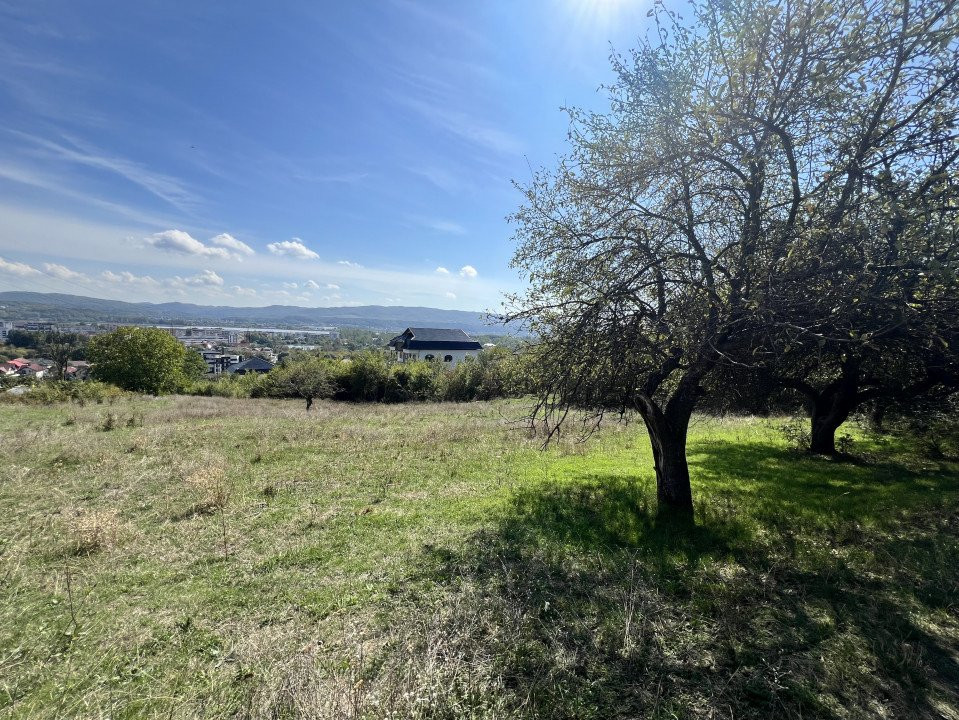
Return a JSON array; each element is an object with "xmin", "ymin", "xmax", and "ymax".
[
  {"xmin": 182, "ymin": 348, "xmax": 535, "ymax": 405},
  {"xmin": 267, "ymin": 356, "xmax": 337, "ymax": 408},
  {"xmin": 87, "ymin": 326, "xmax": 191, "ymax": 394},
  {"xmin": 5, "ymin": 329, "xmax": 42, "ymax": 348},
  {"xmin": 506, "ymin": 0, "xmax": 959, "ymax": 511},
  {"xmin": 39, "ymin": 332, "xmax": 86, "ymax": 381},
  {"xmin": 181, "ymin": 350, "xmax": 208, "ymax": 381},
  {"xmin": 0, "ymin": 380, "xmax": 124, "ymax": 406}
]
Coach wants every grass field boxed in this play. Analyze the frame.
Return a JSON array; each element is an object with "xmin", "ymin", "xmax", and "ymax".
[{"xmin": 1, "ymin": 396, "xmax": 957, "ymax": 719}]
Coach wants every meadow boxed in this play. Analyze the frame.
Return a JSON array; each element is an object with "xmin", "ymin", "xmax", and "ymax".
[{"xmin": 0, "ymin": 396, "xmax": 957, "ymax": 719}]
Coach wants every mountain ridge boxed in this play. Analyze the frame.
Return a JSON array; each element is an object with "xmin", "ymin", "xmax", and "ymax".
[{"xmin": 0, "ymin": 292, "xmax": 518, "ymax": 335}]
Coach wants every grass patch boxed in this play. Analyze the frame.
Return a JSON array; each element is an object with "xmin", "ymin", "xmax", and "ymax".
[{"xmin": 0, "ymin": 398, "xmax": 956, "ymax": 718}]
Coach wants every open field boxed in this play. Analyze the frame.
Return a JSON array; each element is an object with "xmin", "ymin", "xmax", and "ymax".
[{"xmin": 1, "ymin": 396, "xmax": 957, "ymax": 719}]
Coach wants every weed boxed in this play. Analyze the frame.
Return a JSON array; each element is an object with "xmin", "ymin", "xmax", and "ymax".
[
  {"xmin": 186, "ymin": 466, "xmax": 231, "ymax": 514},
  {"xmin": 779, "ymin": 416, "xmax": 810, "ymax": 451},
  {"xmin": 98, "ymin": 412, "xmax": 117, "ymax": 432},
  {"xmin": 65, "ymin": 508, "xmax": 119, "ymax": 554}
]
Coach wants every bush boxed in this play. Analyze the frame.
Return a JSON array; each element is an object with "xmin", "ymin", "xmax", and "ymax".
[
  {"xmin": 0, "ymin": 380, "xmax": 124, "ymax": 406},
  {"xmin": 178, "ymin": 347, "xmax": 537, "ymax": 405}
]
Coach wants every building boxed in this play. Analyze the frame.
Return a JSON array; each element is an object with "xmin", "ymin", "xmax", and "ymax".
[
  {"xmin": 0, "ymin": 320, "xmax": 12, "ymax": 341},
  {"xmin": 387, "ymin": 327, "xmax": 483, "ymax": 366},
  {"xmin": 200, "ymin": 351, "xmax": 242, "ymax": 375},
  {"xmin": 15, "ymin": 321, "xmax": 58, "ymax": 333},
  {"xmin": 226, "ymin": 357, "xmax": 274, "ymax": 375}
]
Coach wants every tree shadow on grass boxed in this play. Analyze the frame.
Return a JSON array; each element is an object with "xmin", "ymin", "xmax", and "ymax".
[{"xmin": 402, "ymin": 462, "xmax": 959, "ymax": 719}]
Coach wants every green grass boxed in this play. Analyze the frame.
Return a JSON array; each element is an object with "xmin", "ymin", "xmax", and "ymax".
[{"xmin": 0, "ymin": 397, "xmax": 956, "ymax": 719}]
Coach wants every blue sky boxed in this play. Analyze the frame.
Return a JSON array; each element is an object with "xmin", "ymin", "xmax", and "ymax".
[{"xmin": 0, "ymin": 0, "xmax": 652, "ymax": 311}]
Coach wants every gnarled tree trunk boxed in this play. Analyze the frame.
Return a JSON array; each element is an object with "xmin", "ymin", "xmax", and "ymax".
[
  {"xmin": 637, "ymin": 380, "xmax": 698, "ymax": 517},
  {"xmin": 808, "ymin": 360, "xmax": 860, "ymax": 456}
]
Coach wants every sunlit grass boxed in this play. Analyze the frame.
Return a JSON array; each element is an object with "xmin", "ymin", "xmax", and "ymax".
[{"xmin": 0, "ymin": 396, "xmax": 956, "ymax": 718}]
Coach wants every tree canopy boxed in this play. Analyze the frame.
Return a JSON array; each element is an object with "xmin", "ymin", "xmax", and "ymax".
[
  {"xmin": 507, "ymin": 0, "xmax": 959, "ymax": 514},
  {"xmin": 88, "ymin": 327, "xmax": 192, "ymax": 395}
]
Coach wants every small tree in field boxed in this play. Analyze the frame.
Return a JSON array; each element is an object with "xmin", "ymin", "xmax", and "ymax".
[
  {"xmin": 88, "ymin": 327, "xmax": 189, "ymax": 394},
  {"xmin": 507, "ymin": 0, "xmax": 959, "ymax": 513},
  {"xmin": 271, "ymin": 357, "xmax": 334, "ymax": 410}
]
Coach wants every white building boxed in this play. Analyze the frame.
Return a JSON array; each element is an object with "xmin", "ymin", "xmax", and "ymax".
[
  {"xmin": 387, "ymin": 327, "xmax": 483, "ymax": 367},
  {"xmin": 0, "ymin": 321, "xmax": 12, "ymax": 341}
]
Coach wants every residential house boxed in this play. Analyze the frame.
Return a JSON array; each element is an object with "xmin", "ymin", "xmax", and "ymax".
[
  {"xmin": 3, "ymin": 359, "xmax": 30, "ymax": 375},
  {"xmin": 387, "ymin": 327, "xmax": 483, "ymax": 366},
  {"xmin": 65, "ymin": 361, "xmax": 92, "ymax": 380},
  {"xmin": 226, "ymin": 357, "xmax": 274, "ymax": 375}
]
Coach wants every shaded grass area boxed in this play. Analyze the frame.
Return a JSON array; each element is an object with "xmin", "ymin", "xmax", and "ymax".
[{"xmin": 0, "ymin": 399, "xmax": 956, "ymax": 718}]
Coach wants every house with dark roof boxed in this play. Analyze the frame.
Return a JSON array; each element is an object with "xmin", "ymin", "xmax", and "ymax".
[
  {"xmin": 387, "ymin": 327, "xmax": 483, "ymax": 366},
  {"xmin": 226, "ymin": 357, "xmax": 274, "ymax": 375}
]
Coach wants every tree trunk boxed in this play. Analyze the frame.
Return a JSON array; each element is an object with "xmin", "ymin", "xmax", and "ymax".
[
  {"xmin": 810, "ymin": 408, "xmax": 843, "ymax": 455},
  {"xmin": 646, "ymin": 422, "xmax": 694, "ymax": 514},
  {"xmin": 637, "ymin": 384, "xmax": 697, "ymax": 517},
  {"xmin": 808, "ymin": 362, "xmax": 859, "ymax": 456},
  {"xmin": 305, "ymin": 396, "xmax": 313, "ymax": 411}
]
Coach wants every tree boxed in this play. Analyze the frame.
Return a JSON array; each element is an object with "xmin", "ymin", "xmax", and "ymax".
[
  {"xmin": 40, "ymin": 332, "xmax": 86, "ymax": 381},
  {"xmin": 755, "ymin": 29, "xmax": 959, "ymax": 455},
  {"xmin": 181, "ymin": 350, "xmax": 209, "ymax": 382},
  {"xmin": 270, "ymin": 357, "xmax": 334, "ymax": 409},
  {"xmin": 5, "ymin": 330, "xmax": 41, "ymax": 349},
  {"xmin": 88, "ymin": 327, "xmax": 190, "ymax": 394},
  {"xmin": 507, "ymin": 0, "xmax": 959, "ymax": 513}
]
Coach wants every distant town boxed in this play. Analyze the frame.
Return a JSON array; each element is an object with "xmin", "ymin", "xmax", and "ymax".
[{"xmin": 0, "ymin": 318, "xmax": 346, "ymax": 377}]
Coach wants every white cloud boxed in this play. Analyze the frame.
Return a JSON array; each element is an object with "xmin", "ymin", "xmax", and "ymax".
[
  {"xmin": 0, "ymin": 256, "xmax": 40, "ymax": 276},
  {"xmin": 304, "ymin": 279, "xmax": 320, "ymax": 290},
  {"xmin": 267, "ymin": 238, "xmax": 319, "ymax": 260},
  {"xmin": 210, "ymin": 233, "xmax": 254, "ymax": 256},
  {"xmin": 325, "ymin": 283, "xmax": 340, "ymax": 290},
  {"xmin": 434, "ymin": 266, "xmax": 450, "ymax": 275},
  {"xmin": 337, "ymin": 260, "xmax": 362, "ymax": 268},
  {"xmin": 101, "ymin": 269, "xmax": 159, "ymax": 285},
  {"xmin": 145, "ymin": 230, "xmax": 233, "ymax": 260},
  {"xmin": 445, "ymin": 291, "xmax": 457, "ymax": 299},
  {"xmin": 179, "ymin": 269, "xmax": 224, "ymax": 287},
  {"xmin": 459, "ymin": 265, "xmax": 478, "ymax": 278},
  {"xmin": 44, "ymin": 263, "xmax": 87, "ymax": 281},
  {"xmin": 283, "ymin": 282, "xmax": 299, "ymax": 289},
  {"xmin": 232, "ymin": 285, "xmax": 257, "ymax": 296}
]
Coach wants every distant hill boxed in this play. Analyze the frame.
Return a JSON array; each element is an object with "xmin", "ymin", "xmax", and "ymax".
[{"xmin": 0, "ymin": 292, "xmax": 519, "ymax": 335}]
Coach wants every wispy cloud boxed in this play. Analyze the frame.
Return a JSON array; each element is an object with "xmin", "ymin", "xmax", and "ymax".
[
  {"xmin": 435, "ymin": 266, "xmax": 450, "ymax": 275},
  {"xmin": 394, "ymin": 95, "xmax": 524, "ymax": 157},
  {"xmin": 13, "ymin": 131, "xmax": 199, "ymax": 213},
  {"xmin": 412, "ymin": 216, "xmax": 467, "ymax": 235}
]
